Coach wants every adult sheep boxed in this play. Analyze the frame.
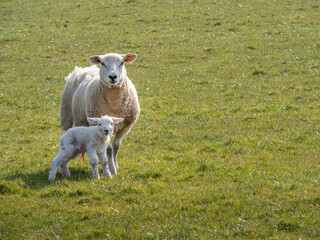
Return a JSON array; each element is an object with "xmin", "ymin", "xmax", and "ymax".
[{"xmin": 60, "ymin": 53, "xmax": 140, "ymax": 175}]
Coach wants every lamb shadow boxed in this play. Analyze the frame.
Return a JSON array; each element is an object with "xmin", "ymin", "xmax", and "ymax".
[{"xmin": 6, "ymin": 167, "xmax": 93, "ymax": 190}]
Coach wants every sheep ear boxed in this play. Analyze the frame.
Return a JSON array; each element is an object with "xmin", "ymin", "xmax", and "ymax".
[
  {"xmin": 112, "ymin": 117, "xmax": 124, "ymax": 124},
  {"xmin": 123, "ymin": 54, "xmax": 137, "ymax": 63},
  {"xmin": 89, "ymin": 55, "xmax": 102, "ymax": 64},
  {"xmin": 88, "ymin": 117, "xmax": 100, "ymax": 125}
]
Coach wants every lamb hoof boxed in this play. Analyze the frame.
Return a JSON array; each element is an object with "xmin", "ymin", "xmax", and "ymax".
[{"xmin": 103, "ymin": 170, "xmax": 112, "ymax": 178}]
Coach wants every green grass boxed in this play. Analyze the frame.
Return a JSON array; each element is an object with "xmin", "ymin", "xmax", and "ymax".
[{"xmin": 1, "ymin": 0, "xmax": 320, "ymax": 239}]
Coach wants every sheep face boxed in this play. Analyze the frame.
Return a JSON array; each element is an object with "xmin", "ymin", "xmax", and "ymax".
[
  {"xmin": 88, "ymin": 115, "xmax": 124, "ymax": 136},
  {"xmin": 89, "ymin": 53, "xmax": 137, "ymax": 87}
]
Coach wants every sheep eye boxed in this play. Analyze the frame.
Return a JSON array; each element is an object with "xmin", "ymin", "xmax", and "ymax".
[
  {"xmin": 101, "ymin": 62, "xmax": 107, "ymax": 68},
  {"xmin": 98, "ymin": 123, "xmax": 101, "ymax": 126},
  {"xmin": 119, "ymin": 62, "xmax": 124, "ymax": 67}
]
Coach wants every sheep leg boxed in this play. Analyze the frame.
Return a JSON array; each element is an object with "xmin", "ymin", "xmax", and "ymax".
[
  {"xmin": 112, "ymin": 124, "xmax": 132, "ymax": 169},
  {"xmin": 88, "ymin": 150, "xmax": 100, "ymax": 179},
  {"xmin": 60, "ymin": 103, "xmax": 73, "ymax": 131},
  {"xmin": 98, "ymin": 150, "xmax": 112, "ymax": 178},
  {"xmin": 60, "ymin": 82, "xmax": 74, "ymax": 131},
  {"xmin": 48, "ymin": 152, "xmax": 69, "ymax": 181},
  {"xmin": 107, "ymin": 143, "xmax": 117, "ymax": 175}
]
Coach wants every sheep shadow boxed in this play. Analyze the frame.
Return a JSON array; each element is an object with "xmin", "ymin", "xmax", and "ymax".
[{"xmin": 5, "ymin": 167, "xmax": 93, "ymax": 190}]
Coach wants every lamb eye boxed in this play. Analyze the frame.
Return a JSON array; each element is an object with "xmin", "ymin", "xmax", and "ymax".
[
  {"xmin": 98, "ymin": 123, "xmax": 101, "ymax": 126},
  {"xmin": 119, "ymin": 62, "xmax": 124, "ymax": 67}
]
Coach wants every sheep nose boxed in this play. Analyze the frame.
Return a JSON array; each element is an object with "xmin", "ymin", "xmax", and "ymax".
[
  {"xmin": 109, "ymin": 75, "xmax": 117, "ymax": 82},
  {"xmin": 104, "ymin": 129, "xmax": 110, "ymax": 135}
]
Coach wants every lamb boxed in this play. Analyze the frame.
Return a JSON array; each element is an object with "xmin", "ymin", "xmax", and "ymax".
[
  {"xmin": 48, "ymin": 115, "xmax": 124, "ymax": 181},
  {"xmin": 60, "ymin": 53, "xmax": 140, "ymax": 174}
]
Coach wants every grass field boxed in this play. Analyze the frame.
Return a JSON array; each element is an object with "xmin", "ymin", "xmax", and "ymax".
[{"xmin": 1, "ymin": 0, "xmax": 319, "ymax": 239}]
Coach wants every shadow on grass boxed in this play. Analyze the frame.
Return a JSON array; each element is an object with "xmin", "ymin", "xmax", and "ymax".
[{"xmin": 5, "ymin": 167, "xmax": 93, "ymax": 190}]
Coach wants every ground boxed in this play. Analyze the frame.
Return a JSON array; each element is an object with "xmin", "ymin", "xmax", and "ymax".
[{"xmin": 0, "ymin": 0, "xmax": 319, "ymax": 239}]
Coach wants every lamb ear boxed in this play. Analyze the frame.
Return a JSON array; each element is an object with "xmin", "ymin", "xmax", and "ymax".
[
  {"xmin": 123, "ymin": 54, "xmax": 137, "ymax": 63},
  {"xmin": 89, "ymin": 55, "xmax": 102, "ymax": 64},
  {"xmin": 112, "ymin": 117, "xmax": 124, "ymax": 124},
  {"xmin": 87, "ymin": 117, "xmax": 100, "ymax": 125}
]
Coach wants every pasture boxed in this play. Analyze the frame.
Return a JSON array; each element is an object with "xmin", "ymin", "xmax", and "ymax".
[{"xmin": 0, "ymin": 0, "xmax": 319, "ymax": 239}]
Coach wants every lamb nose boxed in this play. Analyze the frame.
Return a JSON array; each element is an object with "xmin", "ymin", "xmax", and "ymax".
[{"xmin": 104, "ymin": 130, "xmax": 110, "ymax": 134}]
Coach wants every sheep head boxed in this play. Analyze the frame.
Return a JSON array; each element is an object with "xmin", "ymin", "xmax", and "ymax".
[{"xmin": 89, "ymin": 53, "xmax": 137, "ymax": 87}]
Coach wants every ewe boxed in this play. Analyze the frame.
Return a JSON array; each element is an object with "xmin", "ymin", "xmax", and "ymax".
[
  {"xmin": 60, "ymin": 53, "xmax": 140, "ymax": 174},
  {"xmin": 48, "ymin": 115, "xmax": 124, "ymax": 181}
]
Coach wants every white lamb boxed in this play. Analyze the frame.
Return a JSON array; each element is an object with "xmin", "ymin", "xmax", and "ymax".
[
  {"xmin": 60, "ymin": 53, "xmax": 140, "ymax": 174},
  {"xmin": 48, "ymin": 115, "xmax": 123, "ymax": 181}
]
